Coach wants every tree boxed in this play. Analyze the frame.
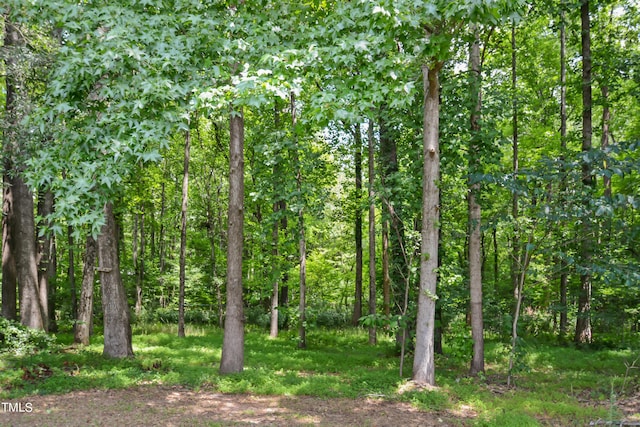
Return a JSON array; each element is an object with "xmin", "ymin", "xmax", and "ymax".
[
  {"xmin": 3, "ymin": 18, "xmax": 44, "ymax": 330},
  {"xmin": 468, "ymin": 26, "xmax": 484, "ymax": 376},
  {"xmin": 413, "ymin": 62, "xmax": 443, "ymax": 386},
  {"xmin": 74, "ymin": 235, "xmax": 97, "ymax": 345},
  {"xmin": 178, "ymin": 127, "xmax": 191, "ymax": 338},
  {"xmin": 98, "ymin": 202, "xmax": 133, "ymax": 358},
  {"xmin": 575, "ymin": 0, "xmax": 593, "ymax": 344},
  {"xmin": 367, "ymin": 120, "xmax": 377, "ymax": 345},
  {"xmin": 352, "ymin": 125, "xmax": 363, "ymax": 325},
  {"xmin": 220, "ymin": 110, "xmax": 245, "ymax": 374}
]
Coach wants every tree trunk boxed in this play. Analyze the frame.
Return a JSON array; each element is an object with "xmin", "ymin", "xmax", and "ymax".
[
  {"xmin": 37, "ymin": 190, "xmax": 55, "ymax": 332},
  {"xmin": 367, "ymin": 119, "xmax": 377, "ymax": 345},
  {"xmin": 2, "ymin": 20, "xmax": 24, "ymax": 324},
  {"xmin": 2, "ymin": 173, "xmax": 17, "ymax": 320},
  {"xmin": 291, "ymin": 93, "xmax": 307, "ymax": 350},
  {"xmin": 352, "ymin": 125, "xmax": 363, "ymax": 325},
  {"xmin": 98, "ymin": 202, "xmax": 134, "ymax": 358},
  {"xmin": 270, "ymin": 200, "xmax": 280, "ymax": 338},
  {"xmin": 382, "ymin": 217, "xmax": 391, "ymax": 317},
  {"xmin": 559, "ymin": 2, "xmax": 569, "ymax": 337},
  {"xmin": 68, "ymin": 225, "xmax": 77, "ymax": 320},
  {"xmin": 575, "ymin": 0, "xmax": 593, "ymax": 345},
  {"xmin": 14, "ymin": 177, "xmax": 44, "ymax": 330},
  {"xmin": 511, "ymin": 23, "xmax": 521, "ymax": 302},
  {"xmin": 74, "ymin": 235, "xmax": 97, "ymax": 345},
  {"xmin": 220, "ymin": 110, "xmax": 245, "ymax": 374},
  {"xmin": 601, "ymin": 85, "xmax": 611, "ymax": 199},
  {"xmin": 468, "ymin": 28, "xmax": 484, "ymax": 376},
  {"xmin": 270, "ymin": 101, "xmax": 282, "ymax": 339},
  {"xmin": 178, "ymin": 129, "xmax": 191, "ymax": 338},
  {"xmin": 412, "ymin": 63, "xmax": 442, "ymax": 386}
]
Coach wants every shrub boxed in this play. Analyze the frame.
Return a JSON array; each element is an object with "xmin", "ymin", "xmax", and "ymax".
[{"xmin": 0, "ymin": 318, "xmax": 56, "ymax": 356}]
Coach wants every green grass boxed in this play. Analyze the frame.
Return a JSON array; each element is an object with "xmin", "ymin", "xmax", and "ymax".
[{"xmin": 1, "ymin": 323, "xmax": 638, "ymax": 426}]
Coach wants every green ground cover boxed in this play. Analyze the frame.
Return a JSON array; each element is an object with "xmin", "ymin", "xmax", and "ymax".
[{"xmin": 1, "ymin": 324, "xmax": 637, "ymax": 426}]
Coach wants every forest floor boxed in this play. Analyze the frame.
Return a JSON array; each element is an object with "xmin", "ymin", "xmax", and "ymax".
[
  {"xmin": 3, "ymin": 384, "xmax": 640, "ymax": 426},
  {"xmin": 0, "ymin": 385, "xmax": 476, "ymax": 426}
]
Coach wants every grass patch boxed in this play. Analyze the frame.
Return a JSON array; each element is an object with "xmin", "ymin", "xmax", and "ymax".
[{"xmin": 1, "ymin": 323, "xmax": 637, "ymax": 425}]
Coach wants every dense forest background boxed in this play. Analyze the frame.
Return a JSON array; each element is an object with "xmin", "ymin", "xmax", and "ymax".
[{"xmin": 1, "ymin": 0, "xmax": 639, "ymax": 384}]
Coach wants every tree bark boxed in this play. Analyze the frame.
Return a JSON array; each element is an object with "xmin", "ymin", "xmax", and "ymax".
[
  {"xmin": 468, "ymin": 28, "xmax": 484, "ymax": 376},
  {"xmin": 68, "ymin": 225, "xmax": 77, "ymax": 320},
  {"xmin": 98, "ymin": 202, "xmax": 134, "ymax": 358},
  {"xmin": 1, "ymin": 20, "xmax": 22, "ymax": 323},
  {"xmin": 2, "ymin": 174, "xmax": 17, "ymax": 320},
  {"xmin": 37, "ymin": 190, "xmax": 55, "ymax": 332},
  {"xmin": 413, "ymin": 63, "xmax": 442, "ymax": 386},
  {"xmin": 352, "ymin": 125, "xmax": 363, "ymax": 325},
  {"xmin": 74, "ymin": 235, "xmax": 97, "ymax": 345},
  {"xmin": 291, "ymin": 93, "xmax": 307, "ymax": 350},
  {"xmin": 270, "ymin": 200, "xmax": 280, "ymax": 338},
  {"xmin": 14, "ymin": 177, "xmax": 44, "ymax": 330},
  {"xmin": 511, "ymin": 23, "xmax": 521, "ymax": 302},
  {"xmin": 601, "ymin": 85, "xmax": 611, "ymax": 199},
  {"xmin": 559, "ymin": 2, "xmax": 569, "ymax": 337},
  {"xmin": 575, "ymin": 0, "xmax": 593, "ymax": 344},
  {"xmin": 270, "ymin": 100, "xmax": 282, "ymax": 339},
  {"xmin": 367, "ymin": 119, "xmax": 377, "ymax": 345},
  {"xmin": 220, "ymin": 110, "xmax": 245, "ymax": 374},
  {"xmin": 178, "ymin": 129, "xmax": 191, "ymax": 338}
]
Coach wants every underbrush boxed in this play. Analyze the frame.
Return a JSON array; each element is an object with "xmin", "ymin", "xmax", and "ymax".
[{"xmin": 1, "ymin": 324, "xmax": 638, "ymax": 426}]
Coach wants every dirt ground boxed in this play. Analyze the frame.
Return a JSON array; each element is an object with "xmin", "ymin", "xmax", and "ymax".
[
  {"xmin": 3, "ymin": 385, "xmax": 640, "ymax": 426},
  {"xmin": 0, "ymin": 386, "xmax": 475, "ymax": 426}
]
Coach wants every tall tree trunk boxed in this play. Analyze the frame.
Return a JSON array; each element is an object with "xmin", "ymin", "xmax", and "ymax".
[
  {"xmin": 220, "ymin": 110, "xmax": 245, "ymax": 374},
  {"xmin": 159, "ymin": 178, "xmax": 166, "ymax": 273},
  {"xmin": 2, "ymin": 174, "xmax": 17, "ymax": 320},
  {"xmin": 413, "ymin": 63, "xmax": 442, "ymax": 386},
  {"xmin": 575, "ymin": 0, "xmax": 593, "ymax": 344},
  {"xmin": 1, "ymin": 20, "xmax": 21, "ymax": 322},
  {"xmin": 37, "ymin": 190, "xmax": 55, "ymax": 332},
  {"xmin": 291, "ymin": 93, "xmax": 307, "ymax": 350},
  {"xmin": 382, "ymin": 216, "xmax": 391, "ymax": 317},
  {"xmin": 178, "ymin": 129, "xmax": 191, "ymax": 338},
  {"xmin": 98, "ymin": 202, "xmax": 133, "ymax": 358},
  {"xmin": 379, "ymin": 108, "xmax": 405, "ymax": 319},
  {"xmin": 367, "ymin": 120, "xmax": 377, "ymax": 345},
  {"xmin": 511, "ymin": 23, "xmax": 521, "ymax": 302},
  {"xmin": 270, "ymin": 200, "xmax": 280, "ymax": 338},
  {"xmin": 468, "ymin": 28, "xmax": 484, "ymax": 376},
  {"xmin": 352, "ymin": 125, "xmax": 363, "ymax": 325},
  {"xmin": 270, "ymin": 100, "xmax": 282, "ymax": 339},
  {"xmin": 279, "ymin": 204, "xmax": 289, "ymax": 310},
  {"xmin": 14, "ymin": 177, "xmax": 44, "ymax": 330},
  {"xmin": 137, "ymin": 208, "xmax": 145, "ymax": 315},
  {"xmin": 68, "ymin": 225, "xmax": 77, "ymax": 320},
  {"xmin": 601, "ymin": 85, "xmax": 611, "ymax": 199},
  {"xmin": 74, "ymin": 235, "xmax": 97, "ymax": 345},
  {"xmin": 559, "ymin": 2, "xmax": 569, "ymax": 337}
]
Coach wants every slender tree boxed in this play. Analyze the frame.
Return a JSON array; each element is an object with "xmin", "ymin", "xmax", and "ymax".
[
  {"xmin": 74, "ymin": 235, "xmax": 97, "ymax": 345},
  {"xmin": 468, "ymin": 26, "xmax": 485, "ymax": 376},
  {"xmin": 367, "ymin": 120, "xmax": 377, "ymax": 345},
  {"xmin": 575, "ymin": 0, "xmax": 593, "ymax": 344},
  {"xmin": 4, "ymin": 19, "xmax": 44, "ymax": 330},
  {"xmin": 220, "ymin": 109, "xmax": 245, "ymax": 374},
  {"xmin": 558, "ymin": 0, "xmax": 569, "ymax": 337},
  {"xmin": 37, "ymin": 190, "xmax": 56, "ymax": 332},
  {"xmin": 352, "ymin": 125, "xmax": 363, "ymax": 325},
  {"xmin": 178, "ymin": 128, "xmax": 191, "ymax": 338},
  {"xmin": 292, "ymin": 93, "xmax": 308, "ymax": 350}
]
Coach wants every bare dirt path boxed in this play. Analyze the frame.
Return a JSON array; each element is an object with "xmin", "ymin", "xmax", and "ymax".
[{"xmin": 1, "ymin": 386, "xmax": 474, "ymax": 426}]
